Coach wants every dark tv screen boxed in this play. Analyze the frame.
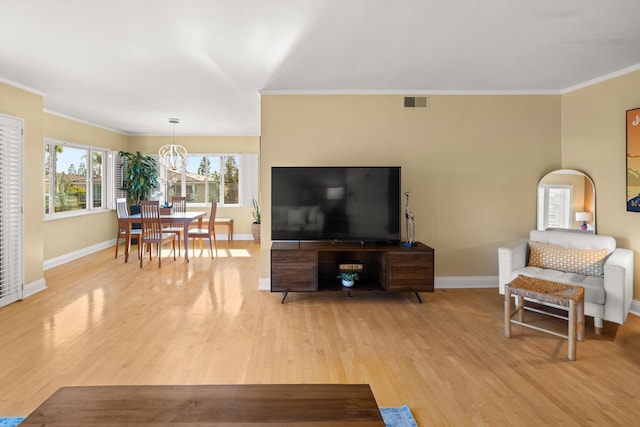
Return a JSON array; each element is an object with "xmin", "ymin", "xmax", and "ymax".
[{"xmin": 271, "ymin": 166, "xmax": 401, "ymax": 243}]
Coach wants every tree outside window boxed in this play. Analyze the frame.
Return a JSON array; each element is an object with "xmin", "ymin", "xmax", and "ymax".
[
  {"xmin": 44, "ymin": 140, "xmax": 106, "ymax": 216},
  {"xmin": 180, "ymin": 154, "xmax": 238, "ymax": 205}
]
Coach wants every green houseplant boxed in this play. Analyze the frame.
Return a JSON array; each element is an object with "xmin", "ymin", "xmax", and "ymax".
[
  {"xmin": 251, "ymin": 197, "xmax": 261, "ymax": 243},
  {"xmin": 119, "ymin": 151, "xmax": 158, "ymax": 206},
  {"xmin": 337, "ymin": 271, "xmax": 359, "ymax": 287}
]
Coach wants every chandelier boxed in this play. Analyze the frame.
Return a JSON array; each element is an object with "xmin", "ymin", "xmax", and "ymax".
[{"xmin": 159, "ymin": 118, "xmax": 188, "ymax": 171}]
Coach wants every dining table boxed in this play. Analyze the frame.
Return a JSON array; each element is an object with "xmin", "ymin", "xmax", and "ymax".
[{"xmin": 119, "ymin": 211, "xmax": 206, "ymax": 263}]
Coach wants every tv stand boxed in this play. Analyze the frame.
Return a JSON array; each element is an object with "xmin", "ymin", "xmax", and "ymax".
[{"xmin": 271, "ymin": 241, "xmax": 434, "ymax": 303}]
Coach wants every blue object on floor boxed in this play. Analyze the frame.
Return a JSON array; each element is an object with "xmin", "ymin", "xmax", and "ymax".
[
  {"xmin": 379, "ymin": 405, "xmax": 418, "ymax": 427},
  {"xmin": 0, "ymin": 418, "xmax": 24, "ymax": 427},
  {"xmin": 4, "ymin": 409, "xmax": 417, "ymax": 427}
]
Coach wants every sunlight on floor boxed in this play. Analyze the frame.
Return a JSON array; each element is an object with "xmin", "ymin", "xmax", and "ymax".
[
  {"xmin": 226, "ymin": 249, "xmax": 251, "ymax": 257},
  {"xmin": 162, "ymin": 248, "xmax": 252, "ymax": 258}
]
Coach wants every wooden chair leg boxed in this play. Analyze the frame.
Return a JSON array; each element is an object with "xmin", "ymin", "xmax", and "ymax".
[
  {"xmin": 173, "ymin": 238, "xmax": 177, "ymax": 260},
  {"xmin": 138, "ymin": 239, "xmax": 145, "ymax": 262},
  {"xmin": 115, "ymin": 236, "xmax": 121, "ymax": 259},
  {"xmin": 504, "ymin": 285, "xmax": 511, "ymax": 338},
  {"xmin": 139, "ymin": 242, "xmax": 144, "ymax": 268}
]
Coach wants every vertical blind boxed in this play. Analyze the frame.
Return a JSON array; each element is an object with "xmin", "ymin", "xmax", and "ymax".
[
  {"xmin": 240, "ymin": 153, "xmax": 258, "ymax": 207},
  {"xmin": 0, "ymin": 114, "xmax": 23, "ymax": 308}
]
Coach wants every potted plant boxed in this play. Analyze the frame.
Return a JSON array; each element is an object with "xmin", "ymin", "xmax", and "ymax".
[
  {"xmin": 251, "ymin": 197, "xmax": 261, "ymax": 243},
  {"xmin": 119, "ymin": 151, "xmax": 158, "ymax": 206},
  {"xmin": 337, "ymin": 271, "xmax": 359, "ymax": 288}
]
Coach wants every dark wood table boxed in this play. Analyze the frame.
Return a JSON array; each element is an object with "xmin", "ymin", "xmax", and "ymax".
[{"xmin": 21, "ymin": 384, "xmax": 385, "ymax": 426}]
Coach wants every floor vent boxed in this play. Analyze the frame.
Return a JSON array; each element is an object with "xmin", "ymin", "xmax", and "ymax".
[{"xmin": 403, "ymin": 96, "xmax": 429, "ymax": 109}]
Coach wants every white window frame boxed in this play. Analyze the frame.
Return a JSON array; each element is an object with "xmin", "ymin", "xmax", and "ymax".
[
  {"xmin": 537, "ymin": 184, "xmax": 573, "ymax": 230},
  {"xmin": 44, "ymin": 138, "xmax": 113, "ymax": 219},
  {"xmin": 159, "ymin": 153, "xmax": 257, "ymax": 208}
]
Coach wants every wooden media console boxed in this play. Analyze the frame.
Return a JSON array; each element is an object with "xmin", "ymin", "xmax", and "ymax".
[{"xmin": 271, "ymin": 241, "xmax": 434, "ymax": 303}]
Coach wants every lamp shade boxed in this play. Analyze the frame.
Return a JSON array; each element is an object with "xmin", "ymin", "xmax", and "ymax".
[
  {"xmin": 158, "ymin": 118, "xmax": 188, "ymax": 171},
  {"xmin": 159, "ymin": 144, "xmax": 188, "ymax": 171},
  {"xmin": 575, "ymin": 212, "xmax": 593, "ymax": 222}
]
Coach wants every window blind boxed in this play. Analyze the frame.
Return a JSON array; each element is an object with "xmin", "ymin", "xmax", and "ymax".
[
  {"xmin": 240, "ymin": 153, "xmax": 259, "ymax": 207},
  {"xmin": 112, "ymin": 151, "xmax": 126, "ymax": 203},
  {"xmin": 0, "ymin": 114, "xmax": 23, "ymax": 308}
]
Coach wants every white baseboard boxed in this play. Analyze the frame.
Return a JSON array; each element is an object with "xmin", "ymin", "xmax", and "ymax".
[
  {"xmin": 23, "ymin": 278, "xmax": 47, "ymax": 298},
  {"xmin": 435, "ymin": 276, "xmax": 499, "ymax": 289},
  {"xmin": 259, "ymin": 278, "xmax": 271, "ymax": 291},
  {"xmin": 630, "ymin": 300, "xmax": 640, "ymax": 317},
  {"xmin": 232, "ymin": 233, "xmax": 254, "ymax": 241},
  {"xmin": 44, "ymin": 234, "xmax": 256, "ymax": 271},
  {"xmin": 44, "ymin": 239, "xmax": 116, "ymax": 270},
  {"xmin": 258, "ymin": 276, "xmax": 501, "ymax": 291}
]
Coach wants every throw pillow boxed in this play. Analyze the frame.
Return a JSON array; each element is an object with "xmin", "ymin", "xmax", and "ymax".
[{"xmin": 528, "ymin": 241, "xmax": 607, "ymax": 277}]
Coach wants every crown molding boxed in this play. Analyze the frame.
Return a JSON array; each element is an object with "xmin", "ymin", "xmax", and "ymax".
[
  {"xmin": 562, "ymin": 62, "xmax": 640, "ymax": 94},
  {"xmin": 0, "ymin": 77, "xmax": 46, "ymax": 96},
  {"xmin": 44, "ymin": 109, "xmax": 128, "ymax": 135}
]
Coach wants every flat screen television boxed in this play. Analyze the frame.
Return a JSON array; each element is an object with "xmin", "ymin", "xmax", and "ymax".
[{"xmin": 271, "ymin": 166, "xmax": 401, "ymax": 243}]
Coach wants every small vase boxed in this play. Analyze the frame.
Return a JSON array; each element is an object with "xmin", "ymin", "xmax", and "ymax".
[{"xmin": 342, "ymin": 279, "xmax": 355, "ymax": 288}]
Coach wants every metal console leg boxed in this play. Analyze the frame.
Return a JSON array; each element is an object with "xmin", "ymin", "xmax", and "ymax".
[{"xmin": 280, "ymin": 292, "xmax": 288, "ymax": 304}]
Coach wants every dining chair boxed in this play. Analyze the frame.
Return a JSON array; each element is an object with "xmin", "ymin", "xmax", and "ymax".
[
  {"xmin": 187, "ymin": 199, "xmax": 218, "ymax": 258},
  {"xmin": 115, "ymin": 198, "xmax": 141, "ymax": 260},
  {"xmin": 139, "ymin": 200, "xmax": 177, "ymax": 268},
  {"xmin": 162, "ymin": 196, "xmax": 187, "ymax": 254}
]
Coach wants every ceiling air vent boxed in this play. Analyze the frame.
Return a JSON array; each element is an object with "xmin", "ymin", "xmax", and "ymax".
[{"xmin": 403, "ymin": 96, "xmax": 429, "ymax": 109}]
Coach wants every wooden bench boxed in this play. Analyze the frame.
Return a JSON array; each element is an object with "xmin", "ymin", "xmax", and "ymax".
[
  {"xmin": 193, "ymin": 217, "xmax": 233, "ymax": 243},
  {"xmin": 214, "ymin": 218, "xmax": 233, "ymax": 243},
  {"xmin": 505, "ymin": 275, "xmax": 585, "ymax": 361}
]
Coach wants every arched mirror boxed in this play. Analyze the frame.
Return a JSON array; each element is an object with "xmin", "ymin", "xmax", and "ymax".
[{"xmin": 537, "ymin": 169, "xmax": 596, "ymax": 233}]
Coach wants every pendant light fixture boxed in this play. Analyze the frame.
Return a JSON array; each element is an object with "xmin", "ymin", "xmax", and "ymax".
[{"xmin": 159, "ymin": 118, "xmax": 188, "ymax": 171}]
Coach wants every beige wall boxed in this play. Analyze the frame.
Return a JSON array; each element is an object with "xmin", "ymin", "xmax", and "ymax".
[
  {"xmin": 42, "ymin": 113, "xmax": 129, "ymax": 260},
  {"xmin": 0, "ymin": 82, "xmax": 45, "ymax": 286},
  {"xmin": 5, "ymin": 73, "xmax": 638, "ymax": 299},
  {"xmin": 129, "ymin": 135, "xmax": 260, "ymax": 234},
  {"xmin": 562, "ymin": 70, "xmax": 640, "ymax": 298},
  {"xmin": 260, "ymin": 94, "xmax": 562, "ymax": 280}
]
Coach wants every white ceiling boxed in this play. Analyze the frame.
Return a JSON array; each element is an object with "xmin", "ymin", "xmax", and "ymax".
[{"xmin": 1, "ymin": 0, "xmax": 640, "ymax": 136}]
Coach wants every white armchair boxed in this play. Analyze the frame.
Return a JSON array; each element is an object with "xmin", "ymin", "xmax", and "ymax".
[{"xmin": 498, "ymin": 230, "xmax": 634, "ymax": 334}]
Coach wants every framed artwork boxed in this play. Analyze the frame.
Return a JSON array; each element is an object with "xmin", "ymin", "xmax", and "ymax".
[{"xmin": 627, "ymin": 108, "xmax": 640, "ymax": 212}]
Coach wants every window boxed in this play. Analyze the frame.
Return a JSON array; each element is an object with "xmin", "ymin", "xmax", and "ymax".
[
  {"xmin": 158, "ymin": 153, "xmax": 257, "ymax": 207},
  {"xmin": 537, "ymin": 184, "xmax": 572, "ymax": 230},
  {"xmin": 44, "ymin": 139, "xmax": 110, "ymax": 217}
]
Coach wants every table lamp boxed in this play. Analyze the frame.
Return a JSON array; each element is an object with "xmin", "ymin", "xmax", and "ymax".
[{"xmin": 575, "ymin": 212, "xmax": 592, "ymax": 230}]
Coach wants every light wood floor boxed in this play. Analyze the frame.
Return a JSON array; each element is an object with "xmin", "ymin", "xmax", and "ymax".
[{"xmin": 1, "ymin": 241, "xmax": 640, "ymax": 426}]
